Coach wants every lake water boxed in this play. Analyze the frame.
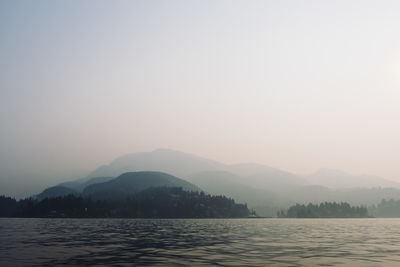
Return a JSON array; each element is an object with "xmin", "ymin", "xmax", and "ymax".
[{"xmin": 1, "ymin": 218, "xmax": 400, "ymax": 266}]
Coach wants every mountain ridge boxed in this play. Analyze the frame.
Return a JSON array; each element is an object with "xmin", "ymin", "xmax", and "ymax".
[
  {"xmin": 32, "ymin": 149, "xmax": 400, "ymax": 217},
  {"xmin": 83, "ymin": 171, "xmax": 201, "ymax": 200},
  {"xmin": 304, "ymin": 168, "xmax": 400, "ymax": 189}
]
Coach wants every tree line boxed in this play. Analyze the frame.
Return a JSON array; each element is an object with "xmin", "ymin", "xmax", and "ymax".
[
  {"xmin": 277, "ymin": 202, "xmax": 369, "ymax": 218},
  {"xmin": 0, "ymin": 187, "xmax": 250, "ymax": 218},
  {"xmin": 368, "ymin": 199, "xmax": 400, "ymax": 217}
]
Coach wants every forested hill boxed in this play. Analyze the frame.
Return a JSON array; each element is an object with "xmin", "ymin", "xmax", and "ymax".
[
  {"xmin": 83, "ymin": 171, "xmax": 201, "ymax": 200},
  {"xmin": 0, "ymin": 187, "xmax": 250, "ymax": 218}
]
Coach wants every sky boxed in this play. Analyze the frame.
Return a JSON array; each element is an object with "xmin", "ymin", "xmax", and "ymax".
[{"xmin": 1, "ymin": 0, "xmax": 400, "ymax": 197}]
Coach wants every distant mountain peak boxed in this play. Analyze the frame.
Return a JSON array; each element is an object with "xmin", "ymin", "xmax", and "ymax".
[
  {"xmin": 87, "ymin": 149, "xmax": 225, "ymax": 179},
  {"xmin": 306, "ymin": 169, "xmax": 400, "ymax": 189},
  {"xmin": 313, "ymin": 168, "xmax": 351, "ymax": 175},
  {"xmin": 151, "ymin": 148, "xmax": 187, "ymax": 153}
]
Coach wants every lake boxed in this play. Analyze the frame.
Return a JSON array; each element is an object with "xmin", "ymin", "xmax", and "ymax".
[{"xmin": 1, "ymin": 218, "xmax": 400, "ymax": 266}]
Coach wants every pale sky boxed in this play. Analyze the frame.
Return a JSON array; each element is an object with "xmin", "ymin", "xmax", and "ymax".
[{"xmin": 1, "ymin": 0, "xmax": 400, "ymax": 196}]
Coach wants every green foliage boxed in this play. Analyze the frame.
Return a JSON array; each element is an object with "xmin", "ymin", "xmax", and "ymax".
[{"xmin": 278, "ymin": 202, "xmax": 369, "ymax": 218}]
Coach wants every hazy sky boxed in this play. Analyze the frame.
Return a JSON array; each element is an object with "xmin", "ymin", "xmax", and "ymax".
[{"xmin": 2, "ymin": 0, "xmax": 400, "ymax": 196}]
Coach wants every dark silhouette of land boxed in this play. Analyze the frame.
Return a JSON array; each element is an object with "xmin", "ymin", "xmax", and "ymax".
[
  {"xmin": 13, "ymin": 150, "xmax": 400, "ymax": 218},
  {"xmin": 277, "ymin": 202, "xmax": 369, "ymax": 218},
  {"xmin": 0, "ymin": 171, "xmax": 253, "ymax": 218},
  {"xmin": 369, "ymin": 199, "xmax": 400, "ymax": 217},
  {"xmin": 3, "ymin": 160, "xmax": 400, "ymax": 218},
  {"xmin": 0, "ymin": 187, "xmax": 250, "ymax": 218}
]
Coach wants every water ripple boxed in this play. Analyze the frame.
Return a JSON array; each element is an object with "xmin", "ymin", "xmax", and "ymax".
[{"xmin": 1, "ymin": 218, "xmax": 400, "ymax": 266}]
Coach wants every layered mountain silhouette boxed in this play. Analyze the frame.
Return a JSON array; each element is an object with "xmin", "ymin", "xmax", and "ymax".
[
  {"xmin": 86, "ymin": 149, "xmax": 306, "ymax": 191},
  {"xmin": 36, "ymin": 176, "xmax": 114, "ymax": 200},
  {"xmin": 84, "ymin": 148, "xmax": 399, "ymax": 189},
  {"xmin": 305, "ymin": 168, "xmax": 400, "ymax": 189},
  {"xmin": 87, "ymin": 149, "xmax": 226, "ymax": 178},
  {"xmin": 36, "ymin": 185, "xmax": 78, "ymax": 200},
  {"xmin": 83, "ymin": 171, "xmax": 200, "ymax": 200},
  {"xmin": 37, "ymin": 171, "xmax": 200, "ymax": 201},
  {"xmin": 58, "ymin": 176, "xmax": 114, "ymax": 192},
  {"xmin": 185, "ymin": 170, "xmax": 278, "ymax": 206},
  {"xmin": 34, "ymin": 148, "xmax": 400, "ymax": 217}
]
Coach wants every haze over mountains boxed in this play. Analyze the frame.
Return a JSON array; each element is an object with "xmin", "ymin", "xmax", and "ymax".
[
  {"xmin": 305, "ymin": 168, "xmax": 400, "ymax": 189},
  {"xmin": 87, "ymin": 149, "xmax": 226, "ymax": 179},
  {"xmin": 30, "ymin": 148, "xmax": 400, "ymax": 217},
  {"xmin": 83, "ymin": 171, "xmax": 200, "ymax": 200},
  {"xmin": 86, "ymin": 149, "xmax": 399, "ymax": 189}
]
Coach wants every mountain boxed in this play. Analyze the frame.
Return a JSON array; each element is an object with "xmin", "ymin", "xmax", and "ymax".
[
  {"xmin": 83, "ymin": 171, "xmax": 201, "ymax": 200},
  {"xmin": 185, "ymin": 171, "xmax": 278, "ymax": 206},
  {"xmin": 85, "ymin": 148, "xmax": 306, "ymax": 191},
  {"xmin": 228, "ymin": 163, "xmax": 307, "ymax": 191},
  {"xmin": 87, "ymin": 149, "xmax": 226, "ymax": 178},
  {"xmin": 305, "ymin": 169, "xmax": 400, "ymax": 189},
  {"xmin": 36, "ymin": 186, "xmax": 78, "ymax": 200},
  {"xmin": 32, "ymin": 149, "xmax": 400, "ymax": 217},
  {"xmin": 228, "ymin": 163, "xmax": 296, "ymax": 177},
  {"xmin": 58, "ymin": 176, "xmax": 114, "ymax": 192}
]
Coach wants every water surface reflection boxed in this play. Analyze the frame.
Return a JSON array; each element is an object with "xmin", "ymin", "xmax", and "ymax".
[{"xmin": 1, "ymin": 218, "xmax": 400, "ymax": 266}]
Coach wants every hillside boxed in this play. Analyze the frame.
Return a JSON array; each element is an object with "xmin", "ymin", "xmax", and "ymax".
[
  {"xmin": 36, "ymin": 186, "xmax": 78, "ymax": 200},
  {"xmin": 185, "ymin": 171, "xmax": 277, "ymax": 206},
  {"xmin": 31, "ymin": 149, "xmax": 400, "ymax": 217},
  {"xmin": 58, "ymin": 176, "xmax": 114, "ymax": 192},
  {"xmin": 83, "ymin": 171, "xmax": 201, "ymax": 200},
  {"xmin": 87, "ymin": 149, "xmax": 226, "ymax": 178},
  {"xmin": 305, "ymin": 169, "xmax": 400, "ymax": 189},
  {"xmin": 85, "ymin": 149, "xmax": 306, "ymax": 192}
]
